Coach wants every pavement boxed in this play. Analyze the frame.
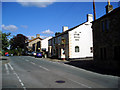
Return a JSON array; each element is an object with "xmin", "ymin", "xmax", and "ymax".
[
  {"xmin": 43, "ymin": 57, "xmax": 93, "ymax": 62},
  {"xmin": 2, "ymin": 56, "xmax": 120, "ymax": 89},
  {"xmin": 43, "ymin": 57, "xmax": 120, "ymax": 77},
  {"xmin": 43, "ymin": 57, "xmax": 69, "ymax": 63}
]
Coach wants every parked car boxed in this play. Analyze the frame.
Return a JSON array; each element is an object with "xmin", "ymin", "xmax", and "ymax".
[
  {"xmin": 11, "ymin": 54, "xmax": 13, "ymax": 56},
  {"xmin": 35, "ymin": 52, "xmax": 43, "ymax": 58},
  {"xmin": 5, "ymin": 52, "xmax": 9, "ymax": 56},
  {"xmin": 27, "ymin": 51, "xmax": 32, "ymax": 56},
  {"xmin": 32, "ymin": 52, "xmax": 36, "ymax": 56}
]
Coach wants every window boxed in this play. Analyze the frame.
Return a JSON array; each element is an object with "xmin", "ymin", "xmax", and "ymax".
[
  {"xmin": 90, "ymin": 47, "xmax": 93, "ymax": 53},
  {"xmin": 105, "ymin": 19, "xmax": 109, "ymax": 31},
  {"xmin": 75, "ymin": 46, "xmax": 79, "ymax": 52},
  {"xmin": 101, "ymin": 19, "xmax": 109, "ymax": 32},
  {"xmin": 37, "ymin": 41, "xmax": 40, "ymax": 52},
  {"xmin": 32, "ymin": 44, "xmax": 35, "ymax": 51},
  {"xmin": 54, "ymin": 38, "xmax": 55, "ymax": 44},
  {"xmin": 101, "ymin": 21, "xmax": 105, "ymax": 32},
  {"xmin": 54, "ymin": 49, "xmax": 56, "ymax": 54},
  {"xmin": 59, "ymin": 48, "xmax": 61, "ymax": 56},
  {"xmin": 114, "ymin": 46, "xmax": 120, "ymax": 60},
  {"xmin": 100, "ymin": 47, "xmax": 106, "ymax": 60}
]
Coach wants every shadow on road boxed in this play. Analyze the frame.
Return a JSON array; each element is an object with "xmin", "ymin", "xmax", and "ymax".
[
  {"xmin": 0, "ymin": 57, "xmax": 10, "ymax": 64},
  {"xmin": 65, "ymin": 60, "xmax": 120, "ymax": 77},
  {"xmin": 0, "ymin": 58, "xmax": 7, "ymax": 60}
]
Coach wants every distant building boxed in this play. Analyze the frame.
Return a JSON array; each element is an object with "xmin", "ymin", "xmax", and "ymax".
[
  {"xmin": 27, "ymin": 34, "xmax": 42, "ymax": 52},
  {"xmin": 48, "ymin": 14, "xmax": 93, "ymax": 60},
  {"xmin": 41, "ymin": 37, "xmax": 52, "ymax": 52},
  {"xmin": 92, "ymin": 4, "xmax": 120, "ymax": 61}
]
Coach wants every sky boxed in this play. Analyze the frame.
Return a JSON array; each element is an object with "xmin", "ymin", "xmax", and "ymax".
[{"xmin": 1, "ymin": 1, "xmax": 119, "ymax": 39}]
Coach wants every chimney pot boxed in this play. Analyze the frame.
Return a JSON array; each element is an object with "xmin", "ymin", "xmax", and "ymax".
[
  {"xmin": 31, "ymin": 37, "xmax": 34, "ymax": 40},
  {"xmin": 87, "ymin": 14, "xmax": 93, "ymax": 22},
  {"xmin": 106, "ymin": 0, "xmax": 113, "ymax": 14},
  {"xmin": 62, "ymin": 26, "xmax": 68, "ymax": 32},
  {"xmin": 36, "ymin": 34, "xmax": 40, "ymax": 38}
]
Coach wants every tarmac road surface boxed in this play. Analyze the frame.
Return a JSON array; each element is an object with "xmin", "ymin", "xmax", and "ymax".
[{"xmin": 2, "ymin": 56, "xmax": 119, "ymax": 89}]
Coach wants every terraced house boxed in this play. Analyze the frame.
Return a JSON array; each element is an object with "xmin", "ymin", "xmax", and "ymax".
[
  {"xmin": 48, "ymin": 14, "xmax": 93, "ymax": 60},
  {"xmin": 27, "ymin": 34, "xmax": 42, "ymax": 52},
  {"xmin": 92, "ymin": 3, "xmax": 120, "ymax": 62}
]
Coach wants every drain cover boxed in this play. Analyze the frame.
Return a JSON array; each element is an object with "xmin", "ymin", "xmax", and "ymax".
[{"xmin": 55, "ymin": 80, "xmax": 65, "ymax": 83}]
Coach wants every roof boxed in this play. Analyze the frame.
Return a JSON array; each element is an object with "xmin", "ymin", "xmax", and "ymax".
[
  {"xmin": 49, "ymin": 21, "xmax": 87, "ymax": 41},
  {"xmin": 29, "ymin": 37, "xmax": 42, "ymax": 43},
  {"xmin": 92, "ymin": 7, "xmax": 120, "ymax": 23}
]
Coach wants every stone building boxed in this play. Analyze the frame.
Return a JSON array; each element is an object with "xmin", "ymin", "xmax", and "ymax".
[
  {"xmin": 48, "ymin": 14, "xmax": 93, "ymax": 60},
  {"xmin": 27, "ymin": 34, "xmax": 42, "ymax": 52},
  {"xmin": 92, "ymin": 4, "xmax": 120, "ymax": 62}
]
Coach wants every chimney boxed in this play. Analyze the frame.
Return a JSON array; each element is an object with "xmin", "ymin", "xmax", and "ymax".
[
  {"xmin": 31, "ymin": 37, "xmax": 34, "ymax": 40},
  {"xmin": 36, "ymin": 34, "xmax": 40, "ymax": 38},
  {"xmin": 87, "ymin": 14, "xmax": 93, "ymax": 22},
  {"xmin": 62, "ymin": 26, "xmax": 68, "ymax": 32},
  {"xmin": 106, "ymin": 0, "xmax": 113, "ymax": 14}
]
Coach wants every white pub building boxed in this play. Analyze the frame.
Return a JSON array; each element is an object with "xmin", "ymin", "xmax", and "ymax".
[{"xmin": 48, "ymin": 14, "xmax": 93, "ymax": 60}]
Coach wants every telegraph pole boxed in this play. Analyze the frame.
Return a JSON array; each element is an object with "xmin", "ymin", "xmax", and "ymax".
[{"xmin": 93, "ymin": 0, "xmax": 96, "ymax": 20}]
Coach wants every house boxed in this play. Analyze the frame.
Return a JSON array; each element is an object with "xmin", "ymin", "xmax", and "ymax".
[
  {"xmin": 27, "ymin": 34, "xmax": 42, "ymax": 52},
  {"xmin": 48, "ymin": 14, "xmax": 93, "ymax": 60},
  {"xmin": 41, "ymin": 37, "xmax": 52, "ymax": 52},
  {"xmin": 92, "ymin": 3, "xmax": 120, "ymax": 62}
]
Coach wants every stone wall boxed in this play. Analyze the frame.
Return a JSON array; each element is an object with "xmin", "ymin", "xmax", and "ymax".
[{"xmin": 92, "ymin": 7, "xmax": 120, "ymax": 62}]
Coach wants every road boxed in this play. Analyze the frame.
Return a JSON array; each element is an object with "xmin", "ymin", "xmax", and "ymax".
[{"xmin": 2, "ymin": 56, "xmax": 119, "ymax": 89}]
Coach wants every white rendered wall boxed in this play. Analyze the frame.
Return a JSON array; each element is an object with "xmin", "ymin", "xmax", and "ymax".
[
  {"xmin": 41, "ymin": 37, "xmax": 52, "ymax": 52},
  {"xmin": 68, "ymin": 22, "xmax": 93, "ymax": 59}
]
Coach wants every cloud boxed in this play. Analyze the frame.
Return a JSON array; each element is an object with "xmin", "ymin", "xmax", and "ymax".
[
  {"xmin": 2, "ymin": 24, "xmax": 18, "ymax": 31},
  {"xmin": 21, "ymin": 25, "xmax": 28, "ymax": 29},
  {"xmin": 40, "ymin": 36, "xmax": 48, "ymax": 39},
  {"xmin": 27, "ymin": 36, "xmax": 35, "ymax": 39},
  {"xmin": 17, "ymin": 0, "xmax": 56, "ymax": 8},
  {"xmin": 41, "ymin": 29, "xmax": 54, "ymax": 34}
]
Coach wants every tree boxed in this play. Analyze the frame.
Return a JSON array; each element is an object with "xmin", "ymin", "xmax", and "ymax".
[
  {"xmin": 55, "ymin": 32, "xmax": 61, "ymax": 36},
  {"xmin": 10, "ymin": 34, "xmax": 28, "ymax": 55},
  {"xmin": 2, "ymin": 32, "xmax": 11, "ymax": 51}
]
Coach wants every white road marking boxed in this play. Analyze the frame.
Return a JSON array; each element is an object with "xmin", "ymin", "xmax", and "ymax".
[
  {"xmin": 36, "ymin": 58, "xmax": 41, "ymax": 60},
  {"xmin": 68, "ymin": 78, "xmax": 92, "ymax": 88},
  {"xmin": 8, "ymin": 63, "xmax": 27, "ymax": 90},
  {"xmin": 19, "ymin": 79, "xmax": 22, "ymax": 83},
  {"xmin": 31, "ymin": 59, "xmax": 91, "ymax": 88},
  {"xmin": 5, "ymin": 64, "xmax": 9, "ymax": 75},
  {"xmin": 8, "ymin": 63, "xmax": 14, "ymax": 70},
  {"xmin": 29, "ymin": 56, "xmax": 35, "ymax": 58},
  {"xmin": 24, "ymin": 58, "xmax": 49, "ymax": 71},
  {"xmin": 21, "ymin": 82, "xmax": 24, "ymax": 86},
  {"xmin": 34, "ymin": 60, "xmax": 91, "ymax": 88},
  {"xmin": 25, "ymin": 59, "xmax": 29, "ymax": 62},
  {"xmin": 39, "ymin": 65, "xmax": 50, "ymax": 71},
  {"xmin": 30, "ymin": 62, "xmax": 36, "ymax": 65}
]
